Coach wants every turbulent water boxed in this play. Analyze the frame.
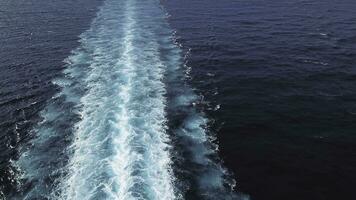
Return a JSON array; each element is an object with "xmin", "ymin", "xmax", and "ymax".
[{"xmin": 5, "ymin": 0, "xmax": 243, "ymax": 199}]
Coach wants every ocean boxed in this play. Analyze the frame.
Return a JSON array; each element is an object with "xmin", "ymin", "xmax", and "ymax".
[{"xmin": 1, "ymin": 0, "xmax": 356, "ymax": 200}]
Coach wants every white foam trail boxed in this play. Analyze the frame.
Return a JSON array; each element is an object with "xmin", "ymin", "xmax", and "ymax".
[
  {"xmin": 58, "ymin": 0, "xmax": 175, "ymax": 199},
  {"xmin": 15, "ymin": 0, "xmax": 177, "ymax": 199}
]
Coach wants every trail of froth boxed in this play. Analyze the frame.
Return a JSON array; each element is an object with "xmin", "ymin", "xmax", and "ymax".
[
  {"xmin": 59, "ymin": 0, "xmax": 175, "ymax": 199},
  {"xmin": 15, "ymin": 0, "xmax": 175, "ymax": 199}
]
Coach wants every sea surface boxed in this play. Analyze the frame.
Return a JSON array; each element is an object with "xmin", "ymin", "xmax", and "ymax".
[{"xmin": 1, "ymin": 0, "xmax": 356, "ymax": 200}]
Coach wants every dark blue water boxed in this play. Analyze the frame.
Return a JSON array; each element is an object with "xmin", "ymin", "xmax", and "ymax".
[
  {"xmin": 163, "ymin": 0, "xmax": 356, "ymax": 199},
  {"xmin": 1, "ymin": 0, "xmax": 356, "ymax": 199}
]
